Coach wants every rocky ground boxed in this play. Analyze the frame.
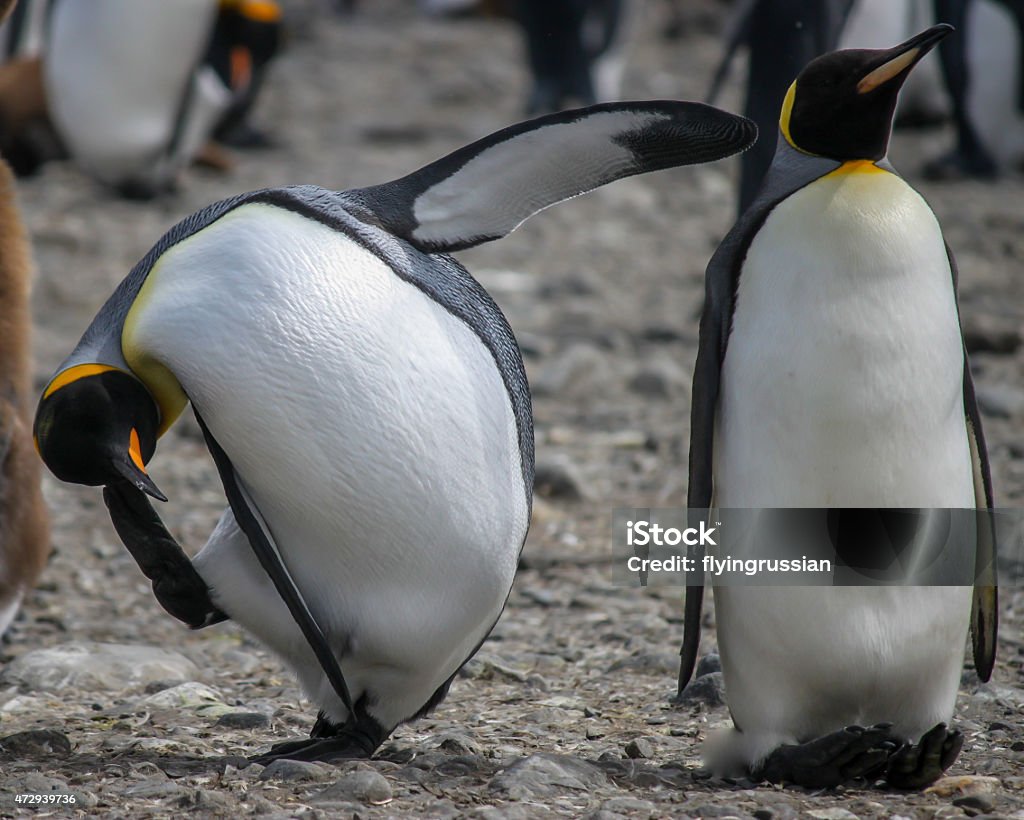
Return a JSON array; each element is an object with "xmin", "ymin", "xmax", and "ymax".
[{"xmin": 2, "ymin": 1, "xmax": 1023, "ymax": 817}]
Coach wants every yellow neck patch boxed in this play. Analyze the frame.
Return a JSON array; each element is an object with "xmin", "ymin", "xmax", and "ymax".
[
  {"xmin": 826, "ymin": 159, "xmax": 888, "ymax": 177},
  {"xmin": 43, "ymin": 363, "xmax": 119, "ymax": 399}
]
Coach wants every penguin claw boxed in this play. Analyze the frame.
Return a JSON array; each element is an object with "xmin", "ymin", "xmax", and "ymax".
[
  {"xmin": 885, "ymin": 723, "xmax": 963, "ymax": 790},
  {"xmin": 755, "ymin": 724, "xmax": 894, "ymax": 789}
]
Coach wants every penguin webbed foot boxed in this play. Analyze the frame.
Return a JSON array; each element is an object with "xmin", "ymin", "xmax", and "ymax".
[
  {"xmin": 754, "ymin": 723, "xmax": 897, "ymax": 789},
  {"xmin": 102, "ymin": 482, "xmax": 228, "ymax": 629},
  {"xmin": 884, "ymin": 722, "xmax": 962, "ymax": 790},
  {"xmin": 251, "ymin": 709, "xmax": 386, "ymax": 765}
]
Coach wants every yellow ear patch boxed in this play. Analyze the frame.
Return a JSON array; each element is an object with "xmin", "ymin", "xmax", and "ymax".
[
  {"xmin": 779, "ymin": 80, "xmax": 798, "ymax": 148},
  {"xmin": 43, "ymin": 363, "xmax": 119, "ymax": 399},
  {"xmin": 857, "ymin": 48, "xmax": 920, "ymax": 94}
]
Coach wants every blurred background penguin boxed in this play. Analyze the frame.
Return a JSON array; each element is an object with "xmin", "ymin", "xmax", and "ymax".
[{"xmin": 0, "ymin": 0, "xmax": 283, "ymax": 197}]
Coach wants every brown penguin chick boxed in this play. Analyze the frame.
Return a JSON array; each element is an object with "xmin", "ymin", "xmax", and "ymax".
[{"xmin": 0, "ymin": 147, "xmax": 49, "ymax": 636}]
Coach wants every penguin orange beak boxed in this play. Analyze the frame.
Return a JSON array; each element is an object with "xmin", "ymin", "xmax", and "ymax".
[
  {"xmin": 857, "ymin": 24, "xmax": 953, "ymax": 95},
  {"xmin": 112, "ymin": 427, "xmax": 167, "ymax": 502}
]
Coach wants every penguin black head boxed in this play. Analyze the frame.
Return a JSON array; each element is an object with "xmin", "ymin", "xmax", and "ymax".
[
  {"xmin": 34, "ymin": 366, "xmax": 166, "ymax": 501},
  {"xmin": 780, "ymin": 24, "xmax": 953, "ymax": 160}
]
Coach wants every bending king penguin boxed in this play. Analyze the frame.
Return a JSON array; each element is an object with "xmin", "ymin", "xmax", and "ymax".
[
  {"xmin": 679, "ymin": 25, "xmax": 998, "ymax": 789},
  {"xmin": 33, "ymin": 102, "xmax": 755, "ymax": 763}
]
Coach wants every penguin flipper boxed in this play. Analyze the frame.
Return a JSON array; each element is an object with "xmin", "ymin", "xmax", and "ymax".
[
  {"xmin": 950, "ymin": 245, "xmax": 998, "ymax": 682},
  {"xmin": 193, "ymin": 411, "xmax": 356, "ymax": 717},
  {"xmin": 344, "ymin": 101, "xmax": 756, "ymax": 253},
  {"xmin": 102, "ymin": 482, "xmax": 228, "ymax": 629}
]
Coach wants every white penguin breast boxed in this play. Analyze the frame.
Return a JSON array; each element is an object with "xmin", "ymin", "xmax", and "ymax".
[
  {"xmin": 717, "ymin": 168, "xmax": 973, "ymax": 508},
  {"xmin": 126, "ymin": 204, "xmax": 527, "ymax": 651}
]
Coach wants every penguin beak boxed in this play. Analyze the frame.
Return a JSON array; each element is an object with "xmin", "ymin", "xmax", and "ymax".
[
  {"xmin": 111, "ymin": 427, "xmax": 168, "ymax": 502},
  {"xmin": 856, "ymin": 24, "xmax": 953, "ymax": 95}
]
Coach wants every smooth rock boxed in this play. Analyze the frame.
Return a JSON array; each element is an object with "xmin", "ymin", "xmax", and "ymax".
[
  {"xmin": 2, "ymin": 642, "xmax": 199, "ymax": 693},
  {"xmin": 691, "ymin": 805, "xmax": 753, "ymax": 818},
  {"xmin": 314, "ymin": 769, "xmax": 393, "ymax": 805},
  {"xmin": 674, "ymin": 672, "xmax": 726, "ymax": 707},
  {"xmin": 258, "ymin": 759, "xmax": 333, "ymax": 783},
  {"xmin": 0, "ymin": 729, "xmax": 72, "ymax": 758},
  {"xmin": 215, "ymin": 711, "xmax": 271, "ymax": 729},
  {"xmin": 489, "ymin": 753, "xmax": 607, "ymax": 799},
  {"xmin": 976, "ymin": 384, "xmax": 1024, "ymax": 419},
  {"xmin": 533, "ymin": 457, "xmax": 586, "ymax": 501},
  {"xmin": 606, "ymin": 653, "xmax": 676, "ymax": 676},
  {"xmin": 696, "ymin": 653, "xmax": 722, "ymax": 677},
  {"xmin": 601, "ymin": 796, "xmax": 656, "ymax": 814},
  {"xmin": 807, "ymin": 809, "xmax": 860, "ymax": 820},
  {"xmin": 624, "ymin": 737, "xmax": 654, "ymax": 759},
  {"xmin": 953, "ymin": 794, "xmax": 996, "ymax": 814},
  {"xmin": 140, "ymin": 681, "xmax": 228, "ymax": 716},
  {"xmin": 927, "ymin": 776, "xmax": 1001, "ymax": 798},
  {"xmin": 438, "ymin": 733, "xmax": 481, "ymax": 757},
  {"xmin": 629, "ymin": 369, "xmax": 670, "ymax": 399}
]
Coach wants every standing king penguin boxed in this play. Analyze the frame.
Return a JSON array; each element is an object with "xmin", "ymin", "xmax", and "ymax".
[
  {"xmin": 34, "ymin": 101, "xmax": 755, "ymax": 762},
  {"xmin": 678, "ymin": 26, "xmax": 998, "ymax": 789}
]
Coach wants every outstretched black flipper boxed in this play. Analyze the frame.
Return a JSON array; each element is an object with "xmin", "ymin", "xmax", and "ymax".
[{"xmin": 344, "ymin": 101, "xmax": 755, "ymax": 253}]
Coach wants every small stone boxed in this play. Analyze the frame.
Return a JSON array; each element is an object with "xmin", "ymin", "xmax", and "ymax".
[
  {"xmin": 926, "ymin": 776, "xmax": 1001, "ymax": 799},
  {"xmin": 691, "ymin": 805, "xmax": 752, "ymax": 818},
  {"xmin": 140, "ymin": 681, "xmax": 228, "ymax": 716},
  {"xmin": 438, "ymin": 733, "xmax": 481, "ymax": 756},
  {"xmin": 215, "ymin": 711, "xmax": 270, "ymax": 730},
  {"xmin": 930, "ymin": 807, "xmax": 966, "ymax": 820},
  {"xmin": 629, "ymin": 369, "xmax": 670, "ymax": 399},
  {"xmin": 489, "ymin": 753, "xmax": 607, "ymax": 799},
  {"xmin": 606, "ymin": 653, "xmax": 677, "ymax": 676},
  {"xmin": 258, "ymin": 759, "xmax": 333, "ymax": 783},
  {"xmin": 601, "ymin": 797, "xmax": 657, "ymax": 814},
  {"xmin": 534, "ymin": 457, "xmax": 586, "ymax": 501},
  {"xmin": 696, "ymin": 653, "xmax": 722, "ymax": 677},
  {"xmin": 0, "ymin": 729, "xmax": 72, "ymax": 758},
  {"xmin": 807, "ymin": 809, "xmax": 860, "ymax": 820},
  {"xmin": 976, "ymin": 384, "xmax": 1024, "ymax": 419},
  {"xmin": 953, "ymin": 794, "xmax": 996, "ymax": 814},
  {"xmin": 2, "ymin": 642, "xmax": 199, "ymax": 693},
  {"xmin": 314, "ymin": 769, "xmax": 393, "ymax": 805},
  {"xmin": 520, "ymin": 587, "xmax": 557, "ymax": 607},
  {"xmin": 673, "ymin": 672, "xmax": 726, "ymax": 706},
  {"xmin": 124, "ymin": 779, "xmax": 190, "ymax": 801},
  {"xmin": 624, "ymin": 737, "xmax": 654, "ymax": 759},
  {"xmin": 586, "ymin": 725, "xmax": 605, "ymax": 740}
]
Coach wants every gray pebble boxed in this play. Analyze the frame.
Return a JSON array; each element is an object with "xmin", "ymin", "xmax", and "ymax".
[
  {"xmin": 216, "ymin": 711, "xmax": 271, "ymax": 730},
  {"xmin": 489, "ymin": 753, "xmax": 607, "ymax": 799},
  {"xmin": 315, "ymin": 769, "xmax": 393, "ymax": 805},
  {"xmin": 953, "ymin": 794, "xmax": 996, "ymax": 814},
  {"xmin": 438, "ymin": 732, "xmax": 481, "ymax": 756},
  {"xmin": 1, "ymin": 642, "xmax": 199, "ymax": 693},
  {"xmin": 696, "ymin": 652, "xmax": 722, "ymax": 677},
  {"xmin": 601, "ymin": 796, "xmax": 657, "ymax": 813},
  {"xmin": 533, "ymin": 457, "xmax": 586, "ymax": 501},
  {"xmin": 606, "ymin": 653, "xmax": 677, "ymax": 676},
  {"xmin": 124, "ymin": 778, "xmax": 190, "ymax": 801},
  {"xmin": 674, "ymin": 672, "xmax": 726, "ymax": 706},
  {"xmin": 692, "ymin": 805, "xmax": 754, "ymax": 818},
  {"xmin": 258, "ymin": 758, "xmax": 332, "ymax": 782},
  {"xmin": 807, "ymin": 809, "xmax": 861, "ymax": 820},
  {"xmin": 624, "ymin": 737, "xmax": 654, "ymax": 759},
  {"xmin": 629, "ymin": 370, "xmax": 670, "ymax": 399},
  {"xmin": 0, "ymin": 729, "xmax": 71, "ymax": 758}
]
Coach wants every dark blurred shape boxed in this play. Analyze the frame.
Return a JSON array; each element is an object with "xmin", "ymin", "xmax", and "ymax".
[
  {"xmin": 709, "ymin": 0, "xmax": 854, "ymax": 214},
  {"xmin": 206, "ymin": 0, "xmax": 284, "ymax": 149},
  {"xmin": 0, "ymin": 56, "xmax": 62, "ymax": 175},
  {"xmin": 516, "ymin": 0, "xmax": 627, "ymax": 115},
  {"xmin": 923, "ymin": 0, "xmax": 1003, "ymax": 179}
]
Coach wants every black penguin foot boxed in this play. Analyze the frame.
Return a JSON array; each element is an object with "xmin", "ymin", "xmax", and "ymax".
[
  {"xmin": 103, "ymin": 483, "xmax": 228, "ymax": 629},
  {"xmin": 754, "ymin": 724, "xmax": 898, "ymax": 789},
  {"xmin": 884, "ymin": 723, "xmax": 963, "ymax": 790},
  {"xmin": 251, "ymin": 709, "xmax": 387, "ymax": 765}
]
